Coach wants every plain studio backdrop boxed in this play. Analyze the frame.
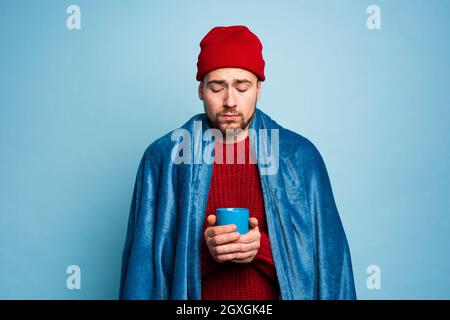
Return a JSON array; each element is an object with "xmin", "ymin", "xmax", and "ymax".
[{"xmin": 0, "ymin": 0, "xmax": 449, "ymax": 299}]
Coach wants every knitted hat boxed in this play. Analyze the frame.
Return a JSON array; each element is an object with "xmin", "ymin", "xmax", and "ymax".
[{"xmin": 196, "ymin": 25, "xmax": 265, "ymax": 81}]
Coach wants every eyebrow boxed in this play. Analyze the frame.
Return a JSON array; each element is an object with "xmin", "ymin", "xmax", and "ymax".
[
  {"xmin": 206, "ymin": 79, "xmax": 253, "ymax": 86},
  {"xmin": 206, "ymin": 80, "xmax": 226, "ymax": 86},
  {"xmin": 235, "ymin": 79, "xmax": 252, "ymax": 84}
]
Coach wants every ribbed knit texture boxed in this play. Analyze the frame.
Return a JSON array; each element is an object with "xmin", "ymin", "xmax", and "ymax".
[{"xmin": 201, "ymin": 135, "xmax": 280, "ymax": 300}]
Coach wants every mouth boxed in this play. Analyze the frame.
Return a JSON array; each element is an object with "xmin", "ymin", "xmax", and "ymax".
[{"xmin": 220, "ymin": 114, "xmax": 240, "ymax": 120}]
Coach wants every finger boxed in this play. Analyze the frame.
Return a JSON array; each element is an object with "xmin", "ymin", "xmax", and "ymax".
[
  {"xmin": 234, "ymin": 241, "xmax": 260, "ymax": 253},
  {"xmin": 230, "ymin": 258, "xmax": 253, "ymax": 264},
  {"xmin": 249, "ymin": 217, "xmax": 259, "ymax": 227},
  {"xmin": 230, "ymin": 250, "xmax": 255, "ymax": 262},
  {"xmin": 208, "ymin": 231, "xmax": 240, "ymax": 246},
  {"xmin": 213, "ymin": 243, "xmax": 242, "ymax": 255},
  {"xmin": 206, "ymin": 224, "xmax": 237, "ymax": 238},
  {"xmin": 206, "ymin": 215, "xmax": 216, "ymax": 226},
  {"xmin": 215, "ymin": 252, "xmax": 239, "ymax": 263},
  {"xmin": 235, "ymin": 227, "xmax": 260, "ymax": 244}
]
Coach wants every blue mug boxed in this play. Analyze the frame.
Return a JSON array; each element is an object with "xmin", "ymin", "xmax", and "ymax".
[{"xmin": 216, "ymin": 208, "xmax": 249, "ymax": 234}]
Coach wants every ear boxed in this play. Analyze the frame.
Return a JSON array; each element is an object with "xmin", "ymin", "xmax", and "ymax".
[
  {"xmin": 198, "ymin": 81, "xmax": 204, "ymax": 101},
  {"xmin": 256, "ymin": 80, "xmax": 262, "ymax": 100}
]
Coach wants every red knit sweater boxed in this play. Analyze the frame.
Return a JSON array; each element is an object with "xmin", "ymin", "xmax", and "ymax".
[{"xmin": 200, "ymin": 135, "xmax": 280, "ymax": 300}]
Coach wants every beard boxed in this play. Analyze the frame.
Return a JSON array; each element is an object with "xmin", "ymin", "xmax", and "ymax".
[{"xmin": 205, "ymin": 105, "xmax": 256, "ymax": 137}]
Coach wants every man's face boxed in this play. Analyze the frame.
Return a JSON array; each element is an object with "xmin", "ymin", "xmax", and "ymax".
[{"xmin": 198, "ymin": 68, "xmax": 261, "ymax": 139}]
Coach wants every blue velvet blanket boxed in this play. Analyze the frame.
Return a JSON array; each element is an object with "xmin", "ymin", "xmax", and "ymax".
[{"xmin": 119, "ymin": 108, "xmax": 356, "ymax": 300}]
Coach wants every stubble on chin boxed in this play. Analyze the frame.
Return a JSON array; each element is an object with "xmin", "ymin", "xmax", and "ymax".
[{"xmin": 205, "ymin": 109, "xmax": 256, "ymax": 136}]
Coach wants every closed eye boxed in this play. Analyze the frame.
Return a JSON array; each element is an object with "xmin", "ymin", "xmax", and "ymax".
[
  {"xmin": 209, "ymin": 84, "xmax": 224, "ymax": 93},
  {"xmin": 236, "ymin": 85, "xmax": 250, "ymax": 93}
]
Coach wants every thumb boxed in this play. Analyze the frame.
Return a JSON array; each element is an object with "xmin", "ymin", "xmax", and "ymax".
[
  {"xmin": 249, "ymin": 217, "xmax": 259, "ymax": 228},
  {"xmin": 207, "ymin": 214, "xmax": 216, "ymax": 226}
]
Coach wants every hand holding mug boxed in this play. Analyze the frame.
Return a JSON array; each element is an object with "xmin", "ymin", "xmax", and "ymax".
[{"xmin": 204, "ymin": 214, "xmax": 261, "ymax": 264}]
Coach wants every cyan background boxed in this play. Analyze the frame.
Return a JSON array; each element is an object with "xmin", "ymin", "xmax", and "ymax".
[{"xmin": 1, "ymin": 0, "xmax": 449, "ymax": 299}]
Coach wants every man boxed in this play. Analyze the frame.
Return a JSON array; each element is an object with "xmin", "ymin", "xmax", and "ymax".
[{"xmin": 119, "ymin": 25, "xmax": 356, "ymax": 300}]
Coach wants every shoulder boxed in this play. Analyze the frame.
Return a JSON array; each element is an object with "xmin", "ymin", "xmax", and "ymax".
[
  {"xmin": 257, "ymin": 110, "xmax": 321, "ymax": 160},
  {"xmin": 254, "ymin": 109, "xmax": 327, "ymax": 170},
  {"xmin": 276, "ymin": 128, "xmax": 331, "ymax": 189},
  {"xmin": 261, "ymin": 111, "xmax": 323, "ymax": 165},
  {"xmin": 280, "ymin": 128, "xmax": 323, "ymax": 165},
  {"xmin": 141, "ymin": 113, "xmax": 204, "ymax": 162}
]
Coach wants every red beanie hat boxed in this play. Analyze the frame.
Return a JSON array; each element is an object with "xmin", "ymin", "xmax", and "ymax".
[{"xmin": 196, "ymin": 25, "xmax": 265, "ymax": 81}]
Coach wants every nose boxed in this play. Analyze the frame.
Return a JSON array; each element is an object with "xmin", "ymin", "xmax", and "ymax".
[{"xmin": 224, "ymin": 88, "xmax": 237, "ymax": 108}]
